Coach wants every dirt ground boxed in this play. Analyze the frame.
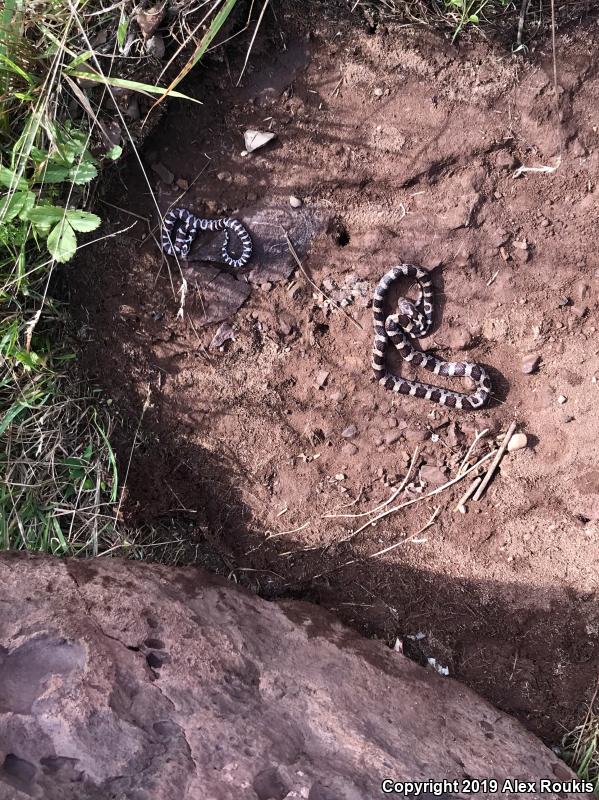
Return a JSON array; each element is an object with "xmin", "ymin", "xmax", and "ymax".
[{"xmin": 71, "ymin": 3, "xmax": 599, "ymax": 744}]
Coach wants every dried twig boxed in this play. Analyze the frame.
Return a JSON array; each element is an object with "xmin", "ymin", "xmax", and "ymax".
[
  {"xmin": 342, "ymin": 448, "xmax": 497, "ymax": 542},
  {"xmin": 472, "ymin": 421, "xmax": 517, "ymax": 501},
  {"xmin": 323, "ymin": 447, "xmax": 420, "ymax": 519},
  {"xmin": 457, "ymin": 428, "xmax": 489, "ymax": 476},
  {"xmin": 455, "ymin": 477, "xmax": 481, "ymax": 513},
  {"xmin": 367, "ymin": 507, "xmax": 440, "ymax": 559},
  {"xmin": 266, "ymin": 520, "xmax": 310, "ymax": 540}
]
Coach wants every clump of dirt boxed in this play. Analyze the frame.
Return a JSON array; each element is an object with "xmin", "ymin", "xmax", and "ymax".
[{"xmin": 71, "ymin": 4, "xmax": 599, "ymax": 744}]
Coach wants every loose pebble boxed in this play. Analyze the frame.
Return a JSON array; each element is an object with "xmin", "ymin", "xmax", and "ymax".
[
  {"xmin": 341, "ymin": 442, "xmax": 358, "ymax": 456},
  {"xmin": 261, "ymin": 281, "xmax": 273, "ymax": 292},
  {"xmin": 334, "ymin": 473, "xmax": 346, "ymax": 481},
  {"xmin": 404, "ymin": 428, "xmax": 430, "ymax": 443},
  {"xmin": 507, "ymin": 432, "xmax": 528, "ymax": 452},
  {"xmin": 384, "ymin": 430, "xmax": 403, "ymax": 445},
  {"xmin": 315, "ymin": 370, "xmax": 329, "ymax": 388},
  {"xmin": 244, "ymin": 129, "xmax": 277, "ymax": 153},
  {"xmin": 521, "ymin": 354, "xmax": 540, "ymax": 374},
  {"xmin": 217, "ymin": 171, "xmax": 232, "ymax": 183},
  {"xmin": 373, "ymin": 87, "xmax": 384, "ymax": 97},
  {"xmin": 176, "ymin": 178, "xmax": 189, "ymax": 191},
  {"xmin": 557, "ymin": 395, "xmax": 567, "ymax": 404},
  {"xmin": 563, "ymin": 414, "xmax": 574, "ymax": 423},
  {"xmin": 341, "ymin": 425, "xmax": 357, "ymax": 439},
  {"xmin": 512, "ymin": 239, "xmax": 528, "ymax": 250},
  {"xmin": 420, "ymin": 465, "xmax": 448, "ymax": 486},
  {"xmin": 289, "ymin": 195, "xmax": 303, "ymax": 208}
]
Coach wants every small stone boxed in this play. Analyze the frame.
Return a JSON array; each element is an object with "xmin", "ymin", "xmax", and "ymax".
[
  {"xmin": 341, "ymin": 425, "xmax": 357, "ymax": 439},
  {"xmin": 558, "ymin": 296, "xmax": 570, "ymax": 308},
  {"xmin": 420, "ymin": 465, "xmax": 448, "ymax": 486},
  {"xmin": 334, "ymin": 473, "xmax": 346, "ymax": 481},
  {"xmin": 495, "ymin": 151, "xmax": 517, "ymax": 171},
  {"xmin": 557, "ymin": 395, "xmax": 567, "ymax": 404},
  {"xmin": 563, "ymin": 414, "xmax": 574, "ymax": 423},
  {"xmin": 151, "ymin": 162, "xmax": 173, "ymax": 184},
  {"xmin": 329, "ymin": 390, "xmax": 346, "ymax": 403},
  {"xmin": 507, "ymin": 432, "xmax": 528, "ymax": 452},
  {"xmin": 315, "ymin": 370, "xmax": 329, "ymax": 388},
  {"xmin": 145, "ymin": 34, "xmax": 165, "ymax": 58},
  {"xmin": 209, "ymin": 322, "xmax": 235, "ymax": 350},
  {"xmin": 512, "ymin": 239, "xmax": 528, "ymax": 250},
  {"xmin": 521, "ymin": 354, "xmax": 540, "ymax": 374},
  {"xmin": 404, "ymin": 428, "xmax": 430, "ymax": 444},
  {"xmin": 279, "ymin": 313, "xmax": 295, "ymax": 336},
  {"xmin": 341, "ymin": 442, "xmax": 358, "ymax": 456},
  {"xmin": 373, "ymin": 87, "xmax": 384, "ymax": 97},
  {"xmin": 571, "ymin": 305, "xmax": 588, "ymax": 318},
  {"xmin": 244, "ymin": 129, "xmax": 277, "ymax": 153},
  {"xmin": 261, "ymin": 281, "xmax": 273, "ymax": 292},
  {"xmin": 540, "ymin": 218, "xmax": 550, "ymax": 227},
  {"xmin": 513, "ymin": 247, "xmax": 530, "ymax": 263},
  {"xmin": 289, "ymin": 195, "xmax": 303, "ymax": 208},
  {"xmin": 384, "ymin": 430, "xmax": 403, "ymax": 445},
  {"xmin": 176, "ymin": 178, "xmax": 189, "ymax": 191},
  {"xmin": 205, "ymin": 200, "xmax": 218, "ymax": 214},
  {"xmin": 217, "ymin": 171, "xmax": 232, "ymax": 183}
]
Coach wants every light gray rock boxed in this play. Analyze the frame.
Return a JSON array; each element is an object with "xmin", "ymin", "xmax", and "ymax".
[{"xmin": 0, "ymin": 553, "xmax": 585, "ymax": 800}]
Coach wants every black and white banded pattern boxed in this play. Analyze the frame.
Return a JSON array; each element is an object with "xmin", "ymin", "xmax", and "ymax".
[
  {"xmin": 372, "ymin": 264, "xmax": 491, "ymax": 410},
  {"xmin": 161, "ymin": 207, "xmax": 253, "ymax": 269}
]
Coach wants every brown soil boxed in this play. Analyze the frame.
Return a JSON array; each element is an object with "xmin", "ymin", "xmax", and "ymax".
[{"xmin": 71, "ymin": 4, "xmax": 599, "ymax": 745}]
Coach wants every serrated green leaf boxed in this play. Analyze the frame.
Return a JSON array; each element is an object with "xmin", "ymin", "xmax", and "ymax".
[
  {"xmin": 69, "ymin": 161, "xmax": 97, "ymax": 184},
  {"xmin": 47, "ymin": 220, "xmax": 77, "ymax": 262},
  {"xmin": 105, "ymin": 145, "xmax": 123, "ymax": 160},
  {"xmin": 38, "ymin": 163, "xmax": 71, "ymax": 183},
  {"xmin": 0, "ymin": 190, "xmax": 34, "ymax": 222},
  {"xmin": 65, "ymin": 210, "xmax": 101, "ymax": 233},
  {"xmin": 27, "ymin": 205, "xmax": 66, "ymax": 236},
  {"xmin": 0, "ymin": 164, "xmax": 28, "ymax": 191}
]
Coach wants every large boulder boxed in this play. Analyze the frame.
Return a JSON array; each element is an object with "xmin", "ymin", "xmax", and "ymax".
[{"xmin": 0, "ymin": 553, "xmax": 587, "ymax": 799}]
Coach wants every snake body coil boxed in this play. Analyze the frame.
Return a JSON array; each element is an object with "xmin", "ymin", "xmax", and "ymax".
[
  {"xmin": 372, "ymin": 264, "xmax": 491, "ymax": 410},
  {"xmin": 162, "ymin": 207, "xmax": 253, "ymax": 269}
]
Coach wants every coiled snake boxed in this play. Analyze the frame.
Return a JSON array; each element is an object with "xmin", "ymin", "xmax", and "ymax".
[
  {"xmin": 372, "ymin": 264, "xmax": 491, "ymax": 410},
  {"xmin": 161, "ymin": 207, "xmax": 253, "ymax": 268}
]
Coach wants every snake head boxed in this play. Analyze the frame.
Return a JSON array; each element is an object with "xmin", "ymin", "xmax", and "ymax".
[
  {"xmin": 397, "ymin": 298, "xmax": 418, "ymax": 318},
  {"xmin": 180, "ymin": 242, "xmax": 190, "ymax": 258}
]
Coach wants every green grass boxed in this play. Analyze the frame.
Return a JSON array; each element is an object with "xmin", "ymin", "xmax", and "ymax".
[
  {"xmin": 563, "ymin": 695, "xmax": 599, "ymax": 795},
  {"xmin": 0, "ymin": 0, "xmax": 249, "ymax": 556},
  {"xmin": 357, "ymin": 0, "xmax": 590, "ymax": 44}
]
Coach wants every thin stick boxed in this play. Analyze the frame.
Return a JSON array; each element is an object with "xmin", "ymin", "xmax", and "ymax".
[
  {"xmin": 282, "ymin": 229, "xmax": 363, "ymax": 331},
  {"xmin": 455, "ymin": 477, "xmax": 481, "ymax": 513},
  {"xmin": 236, "ymin": 0, "xmax": 270, "ymax": 86},
  {"xmin": 367, "ymin": 508, "xmax": 440, "ymax": 559},
  {"xmin": 486, "ymin": 270, "xmax": 499, "ymax": 287},
  {"xmin": 457, "ymin": 428, "xmax": 489, "ymax": 476},
  {"xmin": 342, "ymin": 448, "xmax": 497, "ymax": 542},
  {"xmin": 472, "ymin": 421, "xmax": 517, "ymax": 501},
  {"xmin": 265, "ymin": 521, "xmax": 310, "ymax": 540},
  {"xmin": 323, "ymin": 446, "xmax": 420, "ymax": 519}
]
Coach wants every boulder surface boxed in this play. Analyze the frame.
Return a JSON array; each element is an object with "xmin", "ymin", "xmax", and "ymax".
[{"xmin": 0, "ymin": 553, "xmax": 586, "ymax": 799}]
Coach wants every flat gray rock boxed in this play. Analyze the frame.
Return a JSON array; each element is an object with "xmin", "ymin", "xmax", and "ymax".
[{"xmin": 184, "ymin": 201, "xmax": 328, "ymax": 284}]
